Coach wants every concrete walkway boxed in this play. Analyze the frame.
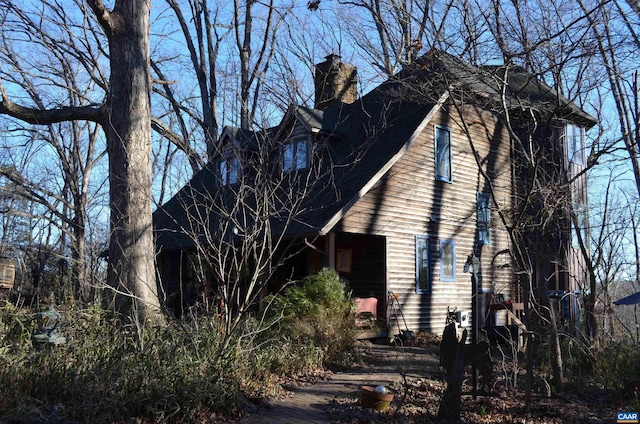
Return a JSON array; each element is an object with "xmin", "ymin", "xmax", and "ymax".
[{"xmin": 241, "ymin": 343, "xmax": 439, "ymax": 424}]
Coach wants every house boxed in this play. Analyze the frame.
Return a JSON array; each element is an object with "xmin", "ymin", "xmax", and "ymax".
[{"xmin": 153, "ymin": 49, "xmax": 596, "ymax": 335}]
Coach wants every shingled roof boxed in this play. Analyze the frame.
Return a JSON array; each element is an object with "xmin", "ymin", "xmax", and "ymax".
[
  {"xmin": 406, "ymin": 49, "xmax": 597, "ymax": 128},
  {"xmin": 153, "ymin": 50, "xmax": 596, "ymax": 251},
  {"xmin": 154, "ymin": 83, "xmax": 435, "ymax": 251}
]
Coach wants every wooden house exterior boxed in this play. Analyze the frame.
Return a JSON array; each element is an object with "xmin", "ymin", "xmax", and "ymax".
[
  {"xmin": 154, "ymin": 50, "xmax": 596, "ymax": 336},
  {"xmin": 328, "ymin": 103, "xmax": 515, "ymax": 335}
]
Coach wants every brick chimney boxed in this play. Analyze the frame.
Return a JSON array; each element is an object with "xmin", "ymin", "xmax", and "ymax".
[{"xmin": 314, "ymin": 54, "xmax": 357, "ymax": 110}]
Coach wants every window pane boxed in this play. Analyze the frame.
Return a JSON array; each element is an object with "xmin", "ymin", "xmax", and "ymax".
[
  {"xmin": 416, "ymin": 236, "xmax": 430, "ymax": 293},
  {"xmin": 228, "ymin": 158, "xmax": 238, "ymax": 185},
  {"xmin": 219, "ymin": 160, "xmax": 228, "ymax": 185},
  {"xmin": 568, "ymin": 124, "xmax": 585, "ymax": 165},
  {"xmin": 440, "ymin": 240, "xmax": 455, "ymax": 280},
  {"xmin": 477, "ymin": 192, "xmax": 491, "ymax": 245},
  {"xmin": 572, "ymin": 203, "xmax": 588, "ymax": 248},
  {"xmin": 283, "ymin": 143, "xmax": 294, "ymax": 171},
  {"xmin": 435, "ymin": 127, "xmax": 451, "ymax": 181},
  {"xmin": 295, "ymin": 139, "xmax": 308, "ymax": 170}
]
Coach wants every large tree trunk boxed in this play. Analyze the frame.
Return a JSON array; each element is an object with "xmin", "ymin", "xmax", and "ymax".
[
  {"xmin": 0, "ymin": 0, "xmax": 163, "ymax": 323},
  {"xmin": 101, "ymin": 0, "xmax": 162, "ymax": 324}
]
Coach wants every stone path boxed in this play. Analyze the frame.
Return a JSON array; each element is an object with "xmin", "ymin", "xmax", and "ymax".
[{"xmin": 241, "ymin": 343, "xmax": 440, "ymax": 424}]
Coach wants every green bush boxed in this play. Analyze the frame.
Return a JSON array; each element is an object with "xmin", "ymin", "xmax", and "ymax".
[{"xmin": 267, "ymin": 268, "xmax": 358, "ymax": 366}]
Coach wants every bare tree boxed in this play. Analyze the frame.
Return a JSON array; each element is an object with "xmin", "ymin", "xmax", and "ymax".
[
  {"xmin": 336, "ymin": 0, "xmax": 440, "ymax": 76},
  {"xmin": 155, "ymin": 119, "xmax": 345, "ymax": 352},
  {"xmin": 577, "ymin": 1, "xmax": 640, "ymax": 344},
  {"xmin": 148, "ymin": 0, "xmax": 298, "ymax": 188},
  {"xmin": 579, "ymin": 1, "xmax": 640, "ymax": 199},
  {"xmin": 589, "ymin": 169, "xmax": 637, "ymax": 340},
  {"xmin": 152, "ymin": 0, "xmax": 226, "ymax": 167},
  {"xmin": 0, "ymin": 0, "xmax": 162, "ymax": 325},
  {"xmin": 233, "ymin": 0, "xmax": 294, "ymax": 129},
  {"xmin": 0, "ymin": 4, "xmax": 107, "ymax": 300}
]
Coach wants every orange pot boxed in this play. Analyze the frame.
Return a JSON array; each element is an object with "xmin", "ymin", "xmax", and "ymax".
[{"xmin": 360, "ymin": 385, "xmax": 394, "ymax": 412}]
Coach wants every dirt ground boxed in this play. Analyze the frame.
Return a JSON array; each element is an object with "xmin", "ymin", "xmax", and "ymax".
[{"xmin": 322, "ymin": 337, "xmax": 629, "ymax": 423}]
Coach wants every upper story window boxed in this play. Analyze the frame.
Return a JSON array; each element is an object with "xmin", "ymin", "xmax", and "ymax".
[
  {"xmin": 283, "ymin": 138, "xmax": 309, "ymax": 172},
  {"xmin": 435, "ymin": 126, "xmax": 452, "ymax": 182},
  {"xmin": 567, "ymin": 123, "xmax": 585, "ymax": 166},
  {"xmin": 415, "ymin": 235, "xmax": 431, "ymax": 294},
  {"xmin": 477, "ymin": 192, "xmax": 491, "ymax": 245},
  {"xmin": 219, "ymin": 157, "xmax": 239, "ymax": 186},
  {"xmin": 571, "ymin": 202, "xmax": 588, "ymax": 249},
  {"xmin": 439, "ymin": 240, "xmax": 456, "ymax": 281}
]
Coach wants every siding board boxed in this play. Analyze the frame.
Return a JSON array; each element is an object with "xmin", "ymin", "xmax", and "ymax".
[{"xmin": 339, "ymin": 104, "xmax": 514, "ymax": 335}]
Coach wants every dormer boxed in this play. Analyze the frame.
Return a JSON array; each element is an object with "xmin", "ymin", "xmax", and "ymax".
[{"xmin": 215, "ymin": 126, "xmax": 256, "ymax": 186}]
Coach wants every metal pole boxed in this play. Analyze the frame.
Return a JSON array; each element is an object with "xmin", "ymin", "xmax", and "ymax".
[
  {"xmin": 465, "ymin": 254, "xmax": 481, "ymax": 397},
  {"xmin": 471, "ymin": 256, "xmax": 480, "ymax": 397},
  {"xmin": 471, "ymin": 272, "xmax": 478, "ymax": 397}
]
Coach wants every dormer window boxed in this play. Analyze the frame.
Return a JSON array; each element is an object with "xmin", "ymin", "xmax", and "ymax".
[
  {"xmin": 219, "ymin": 157, "xmax": 239, "ymax": 185},
  {"xmin": 567, "ymin": 123, "xmax": 585, "ymax": 166},
  {"xmin": 283, "ymin": 138, "xmax": 309, "ymax": 172}
]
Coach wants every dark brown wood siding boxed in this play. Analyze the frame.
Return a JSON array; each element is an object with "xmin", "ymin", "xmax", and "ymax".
[{"xmin": 563, "ymin": 123, "xmax": 590, "ymax": 294}]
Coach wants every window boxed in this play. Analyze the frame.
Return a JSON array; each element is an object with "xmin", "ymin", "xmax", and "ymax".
[
  {"xmin": 219, "ymin": 157, "xmax": 239, "ymax": 186},
  {"xmin": 477, "ymin": 192, "xmax": 491, "ymax": 245},
  {"xmin": 415, "ymin": 235, "xmax": 431, "ymax": 293},
  {"xmin": 571, "ymin": 203, "xmax": 588, "ymax": 248},
  {"xmin": 439, "ymin": 240, "xmax": 456, "ymax": 281},
  {"xmin": 283, "ymin": 138, "xmax": 309, "ymax": 172},
  {"xmin": 567, "ymin": 124, "xmax": 585, "ymax": 165},
  {"xmin": 435, "ymin": 126, "xmax": 452, "ymax": 182}
]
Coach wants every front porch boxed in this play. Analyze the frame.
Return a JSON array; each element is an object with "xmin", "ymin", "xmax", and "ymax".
[
  {"xmin": 156, "ymin": 231, "xmax": 390, "ymax": 323},
  {"xmin": 275, "ymin": 232, "xmax": 389, "ymax": 327}
]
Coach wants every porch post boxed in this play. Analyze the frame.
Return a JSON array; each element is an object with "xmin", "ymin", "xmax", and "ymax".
[{"xmin": 325, "ymin": 232, "xmax": 336, "ymax": 269}]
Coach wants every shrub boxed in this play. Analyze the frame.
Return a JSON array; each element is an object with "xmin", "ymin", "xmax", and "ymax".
[
  {"xmin": 267, "ymin": 268, "xmax": 358, "ymax": 366},
  {"xmin": 0, "ymin": 273, "xmax": 359, "ymax": 423},
  {"xmin": 594, "ymin": 339, "xmax": 640, "ymax": 395},
  {"xmin": 0, "ymin": 302, "xmax": 269, "ymax": 423}
]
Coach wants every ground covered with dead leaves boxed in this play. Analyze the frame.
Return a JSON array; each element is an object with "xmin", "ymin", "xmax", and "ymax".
[
  {"xmin": 327, "ymin": 379, "xmax": 620, "ymax": 423},
  {"xmin": 325, "ymin": 334, "xmax": 632, "ymax": 423}
]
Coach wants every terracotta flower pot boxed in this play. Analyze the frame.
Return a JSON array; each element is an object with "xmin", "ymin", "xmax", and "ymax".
[{"xmin": 360, "ymin": 385, "xmax": 394, "ymax": 412}]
